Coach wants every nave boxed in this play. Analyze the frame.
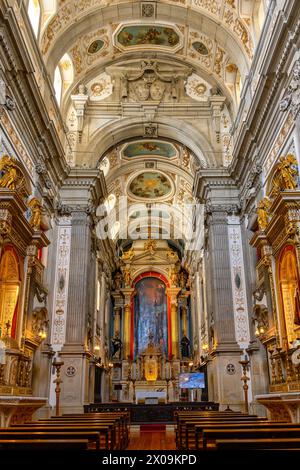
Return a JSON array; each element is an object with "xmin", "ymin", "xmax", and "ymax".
[{"xmin": 1, "ymin": 0, "xmax": 300, "ymax": 457}]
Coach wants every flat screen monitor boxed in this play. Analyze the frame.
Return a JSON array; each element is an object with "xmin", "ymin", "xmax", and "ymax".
[{"xmin": 179, "ymin": 372, "xmax": 205, "ymax": 389}]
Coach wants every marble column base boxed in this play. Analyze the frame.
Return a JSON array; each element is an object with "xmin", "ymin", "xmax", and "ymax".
[
  {"xmin": 255, "ymin": 392, "xmax": 300, "ymax": 422},
  {"xmin": 0, "ymin": 396, "xmax": 47, "ymax": 427}
]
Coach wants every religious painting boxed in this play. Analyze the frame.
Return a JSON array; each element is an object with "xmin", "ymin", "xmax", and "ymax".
[
  {"xmin": 123, "ymin": 141, "xmax": 176, "ymax": 158},
  {"xmin": 134, "ymin": 277, "xmax": 168, "ymax": 356},
  {"xmin": 87, "ymin": 39, "xmax": 104, "ymax": 54},
  {"xmin": 128, "ymin": 171, "xmax": 172, "ymax": 199},
  {"xmin": 192, "ymin": 41, "xmax": 209, "ymax": 55},
  {"xmin": 117, "ymin": 25, "xmax": 179, "ymax": 47}
]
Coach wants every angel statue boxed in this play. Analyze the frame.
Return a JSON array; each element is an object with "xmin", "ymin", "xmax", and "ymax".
[
  {"xmin": 28, "ymin": 197, "xmax": 42, "ymax": 230},
  {"xmin": 0, "ymin": 155, "xmax": 18, "ymax": 189}
]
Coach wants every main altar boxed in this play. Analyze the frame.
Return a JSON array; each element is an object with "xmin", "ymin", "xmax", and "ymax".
[{"xmin": 107, "ymin": 239, "xmax": 195, "ymax": 403}]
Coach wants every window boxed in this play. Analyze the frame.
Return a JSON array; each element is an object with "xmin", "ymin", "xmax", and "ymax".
[
  {"xmin": 54, "ymin": 66, "xmax": 62, "ymax": 106},
  {"xmin": 27, "ymin": 0, "xmax": 41, "ymax": 38}
]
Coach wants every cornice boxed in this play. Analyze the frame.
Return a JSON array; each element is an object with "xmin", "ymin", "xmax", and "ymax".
[{"xmin": 231, "ymin": 0, "xmax": 300, "ymax": 185}]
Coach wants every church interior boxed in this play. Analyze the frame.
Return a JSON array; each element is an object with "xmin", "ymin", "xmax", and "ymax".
[{"xmin": 0, "ymin": 0, "xmax": 300, "ymax": 455}]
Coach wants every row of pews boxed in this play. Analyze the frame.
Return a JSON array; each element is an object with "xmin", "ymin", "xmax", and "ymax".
[
  {"xmin": 0, "ymin": 412, "xmax": 130, "ymax": 451},
  {"xmin": 175, "ymin": 410, "xmax": 300, "ymax": 451}
]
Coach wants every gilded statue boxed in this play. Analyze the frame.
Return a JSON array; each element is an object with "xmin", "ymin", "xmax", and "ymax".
[
  {"xmin": 28, "ymin": 197, "xmax": 42, "ymax": 230},
  {"xmin": 257, "ymin": 197, "xmax": 271, "ymax": 231},
  {"xmin": 121, "ymin": 247, "xmax": 134, "ymax": 261},
  {"xmin": 278, "ymin": 154, "xmax": 298, "ymax": 190},
  {"xmin": 123, "ymin": 267, "xmax": 132, "ymax": 286},
  {"xmin": 0, "ymin": 155, "xmax": 18, "ymax": 190}
]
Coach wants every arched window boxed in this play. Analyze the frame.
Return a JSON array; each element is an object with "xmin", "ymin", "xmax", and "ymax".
[
  {"xmin": 27, "ymin": 0, "xmax": 41, "ymax": 38},
  {"xmin": 54, "ymin": 65, "xmax": 62, "ymax": 106}
]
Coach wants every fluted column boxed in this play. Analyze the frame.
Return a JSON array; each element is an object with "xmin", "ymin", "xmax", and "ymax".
[
  {"xmin": 65, "ymin": 211, "xmax": 93, "ymax": 344},
  {"xmin": 207, "ymin": 209, "xmax": 239, "ymax": 349}
]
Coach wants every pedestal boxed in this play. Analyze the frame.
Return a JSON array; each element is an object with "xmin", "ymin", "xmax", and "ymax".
[
  {"xmin": 255, "ymin": 392, "xmax": 300, "ymax": 422},
  {"xmin": 0, "ymin": 396, "xmax": 47, "ymax": 427}
]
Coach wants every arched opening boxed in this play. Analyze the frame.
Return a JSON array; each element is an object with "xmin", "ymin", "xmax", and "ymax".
[
  {"xmin": 278, "ymin": 245, "xmax": 300, "ymax": 348},
  {"xmin": 0, "ymin": 247, "xmax": 21, "ymax": 339}
]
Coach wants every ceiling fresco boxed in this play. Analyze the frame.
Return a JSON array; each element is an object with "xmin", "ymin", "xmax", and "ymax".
[
  {"xmin": 123, "ymin": 141, "xmax": 177, "ymax": 158},
  {"xmin": 128, "ymin": 172, "xmax": 173, "ymax": 199},
  {"xmin": 116, "ymin": 25, "xmax": 180, "ymax": 48}
]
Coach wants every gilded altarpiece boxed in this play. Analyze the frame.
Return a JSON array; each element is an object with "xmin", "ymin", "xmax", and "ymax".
[
  {"xmin": 0, "ymin": 155, "xmax": 49, "ymax": 423},
  {"xmin": 251, "ymin": 154, "xmax": 300, "ymax": 400}
]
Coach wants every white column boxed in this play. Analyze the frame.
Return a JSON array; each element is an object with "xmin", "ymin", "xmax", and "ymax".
[{"xmin": 227, "ymin": 216, "xmax": 251, "ymax": 350}]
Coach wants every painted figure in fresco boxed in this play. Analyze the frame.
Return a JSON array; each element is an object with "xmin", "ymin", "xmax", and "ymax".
[
  {"xmin": 180, "ymin": 333, "xmax": 190, "ymax": 358},
  {"xmin": 111, "ymin": 331, "xmax": 122, "ymax": 359}
]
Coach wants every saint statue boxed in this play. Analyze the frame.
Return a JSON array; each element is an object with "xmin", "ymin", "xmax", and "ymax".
[
  {"xmin": 0, "ymin": 155, "xmax": 19, "ymax": 190},
  {"xmin": 257, "ymin": 197, "xmax": 271, "ymax": 231},
  {"xmin": 278, "ymin": 154, "xmax": 298, "ymax": 190},
  {"xmin": 180, "ymin": 332, "xmax": 190, "ymax": 358},
  {"xmin": 113, "ymin": 271, "xmax": 123, "ymax": 291},
  {"xmin": 111, "ymin": 331, "xmax": 122, "ymax": 359},
  {"xmin": 28, "ymin": 197, "xmax": 42, "ymax": 230}
]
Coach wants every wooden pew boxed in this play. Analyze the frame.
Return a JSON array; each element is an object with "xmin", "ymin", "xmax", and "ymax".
[
  {"xmin": 215, "ymin": 438, "xmax": 300, "ymax": 450},
  {"xmin": 51, "ymin": 412, "xmax": 130, "ymax": 448},
  {"xmin": 11, "ymin": 425, "xmax": 111, "ymax": 449},
  {"xmin": 202, "ymin": 427, "xmax": 300, "ymax": 450},
  {"xmin": 0, "ymin": 430, "xmax": 101, "ymax": 449},
  {"xmin": 0, "ymin": 439, "xmax": 89, "ymax": 450},
  {"xmin": 43, "ymin": 414, "xmax": 129, "ymax": 449},
  {"xmin": 176, "ymin": 416, "xmax": 267, "ymax": 449},
  {"xmin": 194, "ymin": 421, "xmax": 293, "ymax": 449}
]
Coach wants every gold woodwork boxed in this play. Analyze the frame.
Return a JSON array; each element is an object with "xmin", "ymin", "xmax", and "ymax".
[
  {"xmin": 269, "ymin": 154, "xmax": 298, "ymax": 198},
  {"xmin": 0, "ymin": 155, "xmax": 27, "ymax": 198},
  {"xmin": 0, "ymin": 250, "xmax": 20, "ymax": 337},
  {"xmin": 0, "ymin": 155, "xmax": 19, "ymax": 190},
  {"xmin": 279, "ymin": 246, "xmax": 300, "ymax": 346}
]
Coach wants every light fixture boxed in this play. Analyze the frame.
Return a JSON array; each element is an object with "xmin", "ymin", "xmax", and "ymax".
[
  {"xmin": 94, "ymin": 345, "xmax": 100, "ymax": 352},
  {"xmin": 255, "ymin": 327, "xmax": 259, "ymax": 336},
  {"xmin": 259, "ymin": 326, "xmax": 265, "ymax": 334}
]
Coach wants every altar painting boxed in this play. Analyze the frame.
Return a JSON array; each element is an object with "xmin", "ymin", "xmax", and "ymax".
[{"xmin": 134, "ymin": 277, "xmax": 168, "ymax": 356}]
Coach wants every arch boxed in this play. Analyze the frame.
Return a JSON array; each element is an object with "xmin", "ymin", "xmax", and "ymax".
[
  {"xmin": 278, "ymin": 245, "xmax": 300, "ymax": 348},
  {"xmin": 0, "ymin": 246, "xmax": 21, "ymax": 339},
  {"xmin": 88, "ymin": 117, "xmax": 213, "ymax": 167},
  {"xmin": 41, "ymin": 2, "xmax": 251, "ymax": 78}
]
